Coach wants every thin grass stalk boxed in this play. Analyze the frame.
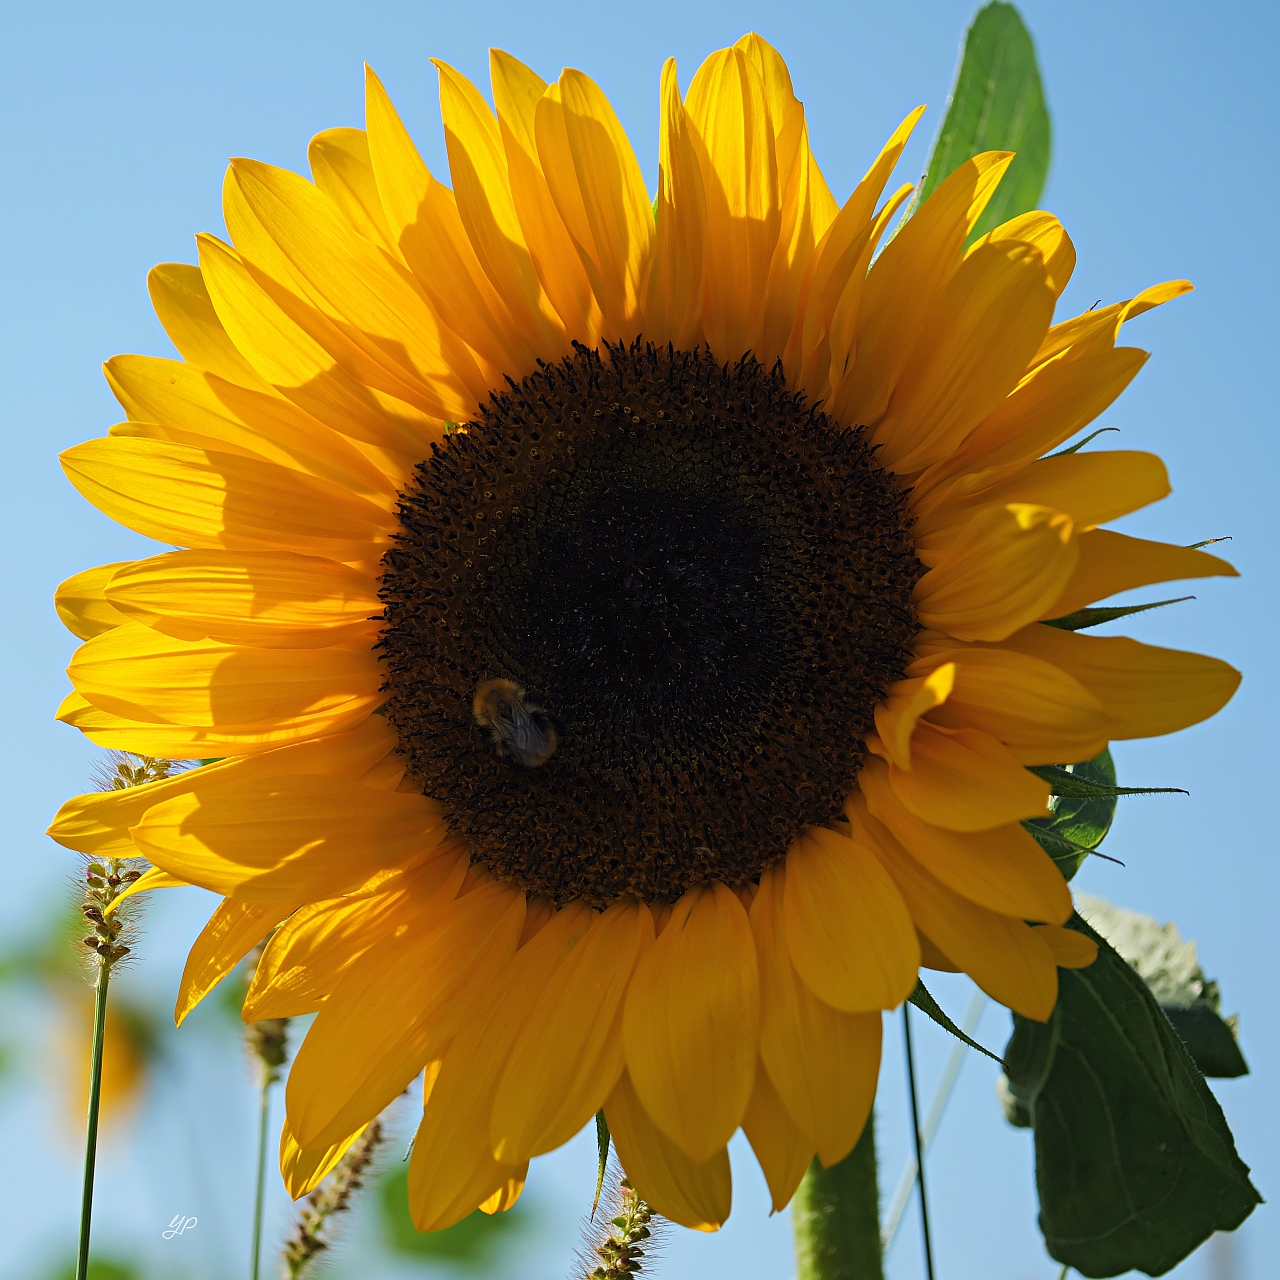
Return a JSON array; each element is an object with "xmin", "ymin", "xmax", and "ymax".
[
  {"xmin": 75, "ymin": 959, "xmax": 110, "ymax": 1280},
  {"xmin": 902, "ymin": 1003, "xmax": 936, "ymax": 1280},
  {"xmin": 251, "ymin": 1074, "xmax": 271, "ymax": 1280}
]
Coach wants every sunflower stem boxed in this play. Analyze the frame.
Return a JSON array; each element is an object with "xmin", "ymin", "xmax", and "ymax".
[
  {"xmin": 75, "ymin": 958, "xmax": 111, "ymax": 1280},
  {"xmin": 792, "ymin": 1113, "xmax": 884, "ymax": 1279}
]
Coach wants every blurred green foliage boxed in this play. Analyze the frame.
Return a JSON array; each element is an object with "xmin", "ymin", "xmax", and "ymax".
[{"xmin": 377, "ymin": 1166, "xmax": 532, "ymax": 1269}]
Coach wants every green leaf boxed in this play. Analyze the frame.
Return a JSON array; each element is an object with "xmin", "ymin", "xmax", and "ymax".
[
  {"xmin": 1163, "ymin": 1006, "xmax": 1249, "ymax": 1080},
  {"xmin": 909, "ymin": 978, "xmax": 1004, "ymax": 1065},
  {"xmin": 377, "ymin": 1166, "xmax": 531, "ymax": 1266},
  {"xmin": 1027, "ymin": 764, "xmax": 1186, "ymax": 800},
  {"xmin": 1024, "ymin": 749, "xmax": 1119, "ymax": 881},
  {"xmin": 1078, "ymin": 893, "xmax": 1249, "ymax": 1080},
  {"xmin": 1042, "ymin": 596, "xmax": 1193, "ymax": 631},
  {"xmin": 1004, "ymin": 914, "xmax": 1260, "ymax": 1276},
  {"xmin": 592, "ymin": 1108, "xmax": 611, "ymax": 1217},
  {"xmin": 919, "ymin": 1, "xmax": 1051, "ymax": 242}
]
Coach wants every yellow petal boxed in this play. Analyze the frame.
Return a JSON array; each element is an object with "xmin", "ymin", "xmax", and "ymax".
[
  {"xmin": 103, "ymin": 550, "xmax": 379, "ymax": 649},
  {"xmin": 175, "ymin": 896, "xmax": 300, "ymax": 1026},
  {"xmin": 685, "ymin": 46, "xmax": 780, "ymax": 361},
  {"xmin": 280, "ymin": 1120, "xmax": 368, "ymax": 1200},
  {"xmin": 535, "ymin": 70, "xmax": 653, "ymax": 339},
  {"xmin": 914, "ymin": 503, "xmax": 1078, "ymax": 642},
  {"xmin": 489, "ymin": 49, "xmax": 599, "ymax": 342},
  {"xmin": 130, "ymin": 772, "xmax": 445, "ymax": 902},
  {"xmin": 967, "ymin": 211, "xmax": 1075, "ymax": 298},
  {"xmin": 432, "ymin": 60, "xmax": 566, "ymax": 358},
  {"xmin": 906, "ymin": 645, "xmax": 1111, "ymax": 766},
  {"xmin": 604, "ymin": 1069, "xmax": 732, "ymax": 1232},
  {"xmin": 945, "ymin": 341, "xmax": 1148, "ymax": 477},
  {"xmin": 882, "ymin": 721, "xmax": 1051, "ymax": 831},
  {"xmin": 1034, "ymin": 923, "xmax": 1098, "ymax": 969},
  {"xmin": 859, "ymin": 757, "xmax": 1070, "ymax": 924},
  {"xmin": 61, "ymin": 436, "xmax": 394, "ymax": 561},
  {"xmin": 56, "ymin": 690, "xmax": 362, "ymax": 760},
  {"xmin": 104, "ymin": 866, "xmax": 189, "ymax": 914},
  {"xmin": 197, "ymin": 231, "xmax": 440, "ymax": 455},
  {"xmin": 226, "ymin": 158, "xmax": 484, "ymax": 417},
  {"xmin": 872, "ymin": 664, "xmax": 956, "ymax": 768},
  {"xmin": 405, "ymin": 905, "xmax": 590, "ymax": 1230},
  {"xmin": 854, "ymin": 797, "xmax": 1058, "ymax": 1020},
  {"xmin": 491, "ymin": 900, "xmax": 653, "ymax": 1162},
  {"xmin": 1042, "ymin": 529, "xmax": 1238, "ymax": 620},
  {"xmin": 307, "ymin": 127, "xmax": 398, "ymax": 254},
  {"xmin": 835, "ymin": 151, "xmax": 1013, "ymax": 427},
  {"xmin": 865, "ymin": 238, "xmax": 1056, "ymax": 473},
  {"xmin": 104, "ymin": 353, "xmax": 396, "ymax": 500},
  {"xmin": 478, "ymin": 1172, "xmax": 526, "ymax": 1215},
  {"xmin": 287, "ymin": 877, "xmax": 525, "ymax": 1151},
  {"xmin": 623, "ymin": 883, "xmax": 759, "ymax": 1166},
  {"xmin": 644, "ymin": 58, "xmax": 706, "ymax": 349},
  {"xmin": 361, "ymin": 68, "xmax": 532, "ymax": 383},
  {"xmin": 147, "ymin": 261, "xmax": 270, "ymax": 390},
  {"xmin": 742, "ymin": 1063, "xmax": 814, "ymax": 1213},
  {"xmin": 925, "ymin": 451, "xmax": 1170, "ymax": 541},
  {"xmin": 1034, "ymin": 279, "xmax": 1193, "ymax": 369},
  {"xmin": 243, "ymin": 853, "xmax": 468, "ymax": 1020},
  {"xmin": 988, "ymin": 624, "xmax": 1240, "ymax": 739},
  {"xmin": 789, "ymin": 106, "xmax": 924, "ymax": 392},
  {"xmin": 68, "ymin": 622, "xmax": 381, "ymax": 735},
  {"xmin": 750, "ymin": 864, "xmax": 881, "ymax": 1167},
  {"xmin": 55, "ymin": 562, "xmax": 133, "ymax": 640},
  {"xmin": 783, "ymin": 825, "xmax": 918, "ymax": 1013},
  {"xmin": 736, "ymin": 34, "xmax": 840, "ymax": 366}
]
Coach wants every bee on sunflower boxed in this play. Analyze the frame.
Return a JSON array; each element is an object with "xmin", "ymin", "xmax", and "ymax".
[{"xmin": 49, "ymin": 31, "xmax": 1238, "ymax": 1235}]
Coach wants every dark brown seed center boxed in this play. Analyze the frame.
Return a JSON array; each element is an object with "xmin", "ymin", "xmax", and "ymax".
[{"xmin": 378, "ymin": 342, "xmax": 922, "ymax": 906}]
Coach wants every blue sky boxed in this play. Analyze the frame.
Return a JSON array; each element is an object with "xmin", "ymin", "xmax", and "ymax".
[{"xmin": 1, "ymin": 2, "xmax": 1277, "ymax": 1278}]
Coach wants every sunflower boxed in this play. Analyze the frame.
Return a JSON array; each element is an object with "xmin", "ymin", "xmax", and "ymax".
[{"xmin": 49, "ymin": 34, "xmax": 1239, "ymax": 1232}]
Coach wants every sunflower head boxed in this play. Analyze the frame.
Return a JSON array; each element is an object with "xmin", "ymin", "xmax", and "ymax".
[{"xmin": 50, "ymin": 31, "xmax": 1239, "ymax": 1236}]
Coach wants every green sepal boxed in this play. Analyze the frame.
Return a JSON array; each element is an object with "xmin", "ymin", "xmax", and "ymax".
[
  {"xmin": 1041, "ymin": 597, "xmax": 1192, "ymax": 631},
  {"xmin": 1028, "ymin": 763, "xmax": 1186, "ymax": 800},
  {"xmin": 1187, "ymin": 536, "xmax": 1231, "ymax": 551},
  {"xmin": 592, "ymin": 1109, "xmax": 610, "ymax": 1219},
  {"xmin": 908, "ymin": 978, "xmax": 1004, "ymax": 1065},
  {"xmin": 1048, "ymin": 426, "xmax": 1119, "ymax": 457},
  {"xmin": 919, "ymin": 1, "xmax": 1051, "ymax": 243},
  {"xmin": 1004, "ymin": 913, "xmax": 1260, "ymax": 1276},
  {"xmin": 1024, "ymin": 749, "xmax": 1118, "ymax": 881}
]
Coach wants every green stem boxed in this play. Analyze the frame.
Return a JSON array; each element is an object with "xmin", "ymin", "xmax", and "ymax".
[
  {"xmin": 76, "ymin": 961, "xmax": 111, "ymax": 1280},
  {"xmin": 792, "ymin": 1112, "xmax": 884, "ymax": 1280},
  {"xmin": 251, "ymin": 1073, "xmax": 271, "ymax": 1280}
]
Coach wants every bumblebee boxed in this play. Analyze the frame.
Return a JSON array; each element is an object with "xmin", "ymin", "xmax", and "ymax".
[{"xmin": 472, "ymin": 678, "xmax": 558, "ymax": 768}]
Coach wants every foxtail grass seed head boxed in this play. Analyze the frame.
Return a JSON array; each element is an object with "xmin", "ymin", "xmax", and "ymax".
[
  {"xmin": 280, "ymin": 1120, "xmax": 386, "ymax": 1278},
  {"xmin": 71, "ymin": 753, "xmax": 179, "ymax": 975},
  {"xmin": 576, "ymin": 1163, "xmax": 664, "ymax": 1280},
  {"xmin": 243, "ymin": 942, "xmax": 290, "ymax": 1086}
]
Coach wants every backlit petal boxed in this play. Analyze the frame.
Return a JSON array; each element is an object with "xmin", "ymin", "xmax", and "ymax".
[
  {"xmin": 914, "ymin": 503, "xmax": 1078, "ymax": 642},
  {"xmin": 783, "ymin": 825, "xmax": 918, "ymax": 1013},
  {"xmin": 859, "ymin": 758, "xmax": 1070, "ymax": 924},
  {"xmin": 751, "ymin": 864, "xmax": 880, "ymax": 1166},
  {"xmin": 623, "ymin": 883, "xmax": 759, "ymax": 1165},
  {"xmin": 604, "ymin": 1069, "xmax": 732, "ymax": 1232}
]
